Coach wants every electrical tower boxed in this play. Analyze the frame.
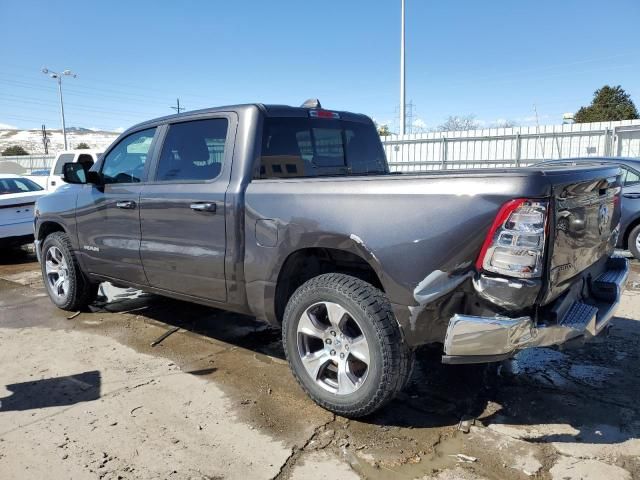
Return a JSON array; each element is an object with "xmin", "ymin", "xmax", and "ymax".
[
  {"xmin": 395, "ymin": 101, "xmax": 415, "ymax": 134},
  {"xmin": 170, "ymin": 98, "xmax": 184, "ymax": 114}
]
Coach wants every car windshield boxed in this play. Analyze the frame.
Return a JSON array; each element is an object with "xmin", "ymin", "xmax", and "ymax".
[{"xmin": 0, "ymin": 177, "xmax": 44, "ymax": 194}]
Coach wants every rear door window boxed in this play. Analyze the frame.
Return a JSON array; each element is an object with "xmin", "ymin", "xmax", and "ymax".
[
  {"xmin": 256, "ymin": 117, "xmax": 388, "ymax": 179},
  {"xmin": 155, "ymin": 118, "xmax": 228, "ymax": 182}
]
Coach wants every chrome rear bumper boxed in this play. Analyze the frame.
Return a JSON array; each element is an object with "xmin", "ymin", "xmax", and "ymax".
[{"xmin": 442, "ymin": 256, "xmax": 629, "ymax": 364}]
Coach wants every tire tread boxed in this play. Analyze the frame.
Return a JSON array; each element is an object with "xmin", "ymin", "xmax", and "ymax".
[{"xmin": 41, "ymin": 232, "xmax": 98, "ymax": 311}]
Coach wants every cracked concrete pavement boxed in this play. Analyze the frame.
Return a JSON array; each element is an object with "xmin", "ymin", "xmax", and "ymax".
[{"xmin": 1, "ymin": 246, "xmax": 639, "ymax": 479}]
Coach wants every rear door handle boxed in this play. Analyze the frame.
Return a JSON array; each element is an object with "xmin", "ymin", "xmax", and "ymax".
[
  {"xmin": 190, "ymin": 202, "xmax": 216, "ymax": 213},
  {"xmin": 116, "ymin": 200, "xmax": 137, "ymax": 209},
  {"xmin": 623, "ymin": 193, "xmax": 640, "ymax": 199}
]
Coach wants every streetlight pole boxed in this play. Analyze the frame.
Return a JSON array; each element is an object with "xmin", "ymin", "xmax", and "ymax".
[
  {"xmin": 399, "ymin": 0, "xmax": 406, "ymax": 136},
  {"xmin": 42, "ymin": 68, "xmax": 76, "ymax": 151},
  {"xmin": 56, "ymin": 76, "xmax": 68, "ymax": 150}
]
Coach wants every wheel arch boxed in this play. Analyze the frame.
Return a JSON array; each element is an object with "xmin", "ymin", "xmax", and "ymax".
[
  {"xmin": 36, "ymin": 220, "xmax": 67, "ymax": 242},
  {"xmin": 272, "ymin": 244, "xmax": 385, "ymax": 325},
  {"xmin": 623, "ymin": 214, "xmax": 640, "ymax": 249}
]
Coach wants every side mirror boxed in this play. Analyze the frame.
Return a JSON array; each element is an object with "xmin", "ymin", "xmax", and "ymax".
[
  {"xmin": 62, "ymin": 163, "xmax": 87, "ymax": 184},
  {"xmin": 62, "ymin": 163, "xmax": 102, "ymax": 185}
]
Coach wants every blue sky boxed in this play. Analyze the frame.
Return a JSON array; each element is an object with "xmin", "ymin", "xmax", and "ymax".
[{"xmin": 1, "ymin": 0, "xmax": 639, "ymax": 132}]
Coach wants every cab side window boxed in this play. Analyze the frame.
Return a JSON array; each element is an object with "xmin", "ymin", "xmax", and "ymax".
[
  {"xmin": 622, "ymin": 166, "xmax": 640, "ymax": 186},
  {"xmin": 53, "ymin": 153, "xmax": 75, "ymax": 175},
  {"xmin": 155, "ymin": 118, "xmax": 228, "ymax": 182},
  {"xmin": 101, "ymin": 128, "xmax": 156, "ymax": 184}
]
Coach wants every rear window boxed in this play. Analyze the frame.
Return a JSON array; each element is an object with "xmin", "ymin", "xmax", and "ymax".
[
  {"xmin": 0, "ymin": 177, "xmax": 43, "ymax": 194},
  {"xmin": 256, "ymin": 117, "xmax": 388, "ymax": 179}
]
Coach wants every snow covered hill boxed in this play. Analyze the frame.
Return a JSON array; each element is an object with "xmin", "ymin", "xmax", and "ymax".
[{"xmin": 0, "ymin": 128, "xmax": 120, "ymax": 155}]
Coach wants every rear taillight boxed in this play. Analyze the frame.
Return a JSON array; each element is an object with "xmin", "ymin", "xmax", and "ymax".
[{"xmin": 476, "ymin": 199, "xmax": 548, "ymax": 278}]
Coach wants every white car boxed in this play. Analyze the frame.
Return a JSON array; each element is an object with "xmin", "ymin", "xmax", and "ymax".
[
  {"xmin": 0, "ymin": 174, "xmax": 46, "ymax": 247},
  {"xmin": 47, "ymin": 150, "xmax": 102, "ymax": 190}
]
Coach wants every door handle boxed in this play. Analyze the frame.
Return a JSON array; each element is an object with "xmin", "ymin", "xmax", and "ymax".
[
  {"xmin": 190, "ymin": 202, "xmax": 216, "ymax": 213},
  {"xmin": 623, "ymin": 193, "xmax": 640, "ymax": 199},
  {"xmin": 116, "ymin": 200, "xmax": 136, "ymax": 209}
]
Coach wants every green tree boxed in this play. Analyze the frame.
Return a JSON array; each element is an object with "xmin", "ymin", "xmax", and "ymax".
[
  {"xmin": 2, "ymin": 145, "xmax": 29, "ymax": 156},
  {"xmin": 377, "ymin": 124, "xmax": 391, "ymax": 136},
  {"xmin": 574, "ymin": 85, "xmax": 639, "ymax": 123},
  {"xmin": 76, "ymin": 142, "xmax": 90, "ymax": 149}
]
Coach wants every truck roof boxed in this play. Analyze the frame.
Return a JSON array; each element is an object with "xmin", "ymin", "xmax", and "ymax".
[{"xmin": 121, "ymin": 103, "xmax": 372, "ymax": 137}]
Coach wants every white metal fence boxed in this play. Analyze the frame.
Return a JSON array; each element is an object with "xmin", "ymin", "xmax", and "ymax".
[
  {"xmin": 2, "ymin": 120, "xmax": 640, "ymax": 175},
  {"xmin": 381, "ymin": 119, "xmax": 640, "ymax": 172},
  {"xmin": 0, "ymin": 154, "xmax": 55, "ymax": 174}
]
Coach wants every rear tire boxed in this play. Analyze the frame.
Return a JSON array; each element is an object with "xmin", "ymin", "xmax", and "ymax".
[
  {"xmin": 41, "ymin": 232, "xmax": 99, "ymax": 311},
  {"xmin": 282, "ymin": 273, "xmax": 413, "ymax": 418},
  {"xmin": 629, "ymin": 225, "xmax": 640, "ymax": 260}
]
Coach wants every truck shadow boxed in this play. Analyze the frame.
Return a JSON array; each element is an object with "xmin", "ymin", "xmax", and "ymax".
[
  {"xmin": 0, "ymin": 370, "xmax": 101, "ymax": 412},
  {"xmin": 0, "ymin": 244, "xmax": 37, "ymax": 266}
]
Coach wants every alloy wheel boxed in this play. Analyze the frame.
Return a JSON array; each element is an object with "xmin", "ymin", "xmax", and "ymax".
[
  {"xmin": 296, "ymin": 301, "xmax": 370, "ymax": 395},
  {"xmin": 45, "ymin": 246, "xmax": 70, "ymax": 300}
]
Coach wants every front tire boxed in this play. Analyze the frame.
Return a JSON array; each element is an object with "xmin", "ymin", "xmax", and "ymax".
[
  {"xmin": 282, "ymin": 273, "xmax": 413, "ymax": 418},
  {"xmin": 629, "ymin": 224, "xmax": 640, "ymax": 260},
  {"xmin": 41, "ymin": 232, "xmax": 98, "ymax": 311}
]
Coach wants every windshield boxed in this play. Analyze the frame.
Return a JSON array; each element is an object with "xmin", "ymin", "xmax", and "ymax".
[
  {"xmin": 257, "ymin": 117, "xmax": 389, "ymax": 179},
  {"xmin": 0, "ymin": 177, "xmax": 44, "ymax": 194}
]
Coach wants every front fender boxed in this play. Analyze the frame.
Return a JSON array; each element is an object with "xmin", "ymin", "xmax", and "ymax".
[{"xmin": 35, "ymin": 187, "xmax": 79, "ymax": 248}]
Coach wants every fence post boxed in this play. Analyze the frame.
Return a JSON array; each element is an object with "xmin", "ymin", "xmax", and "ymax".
[
  {"xmin": 440, "ymin": 137, "xmax": 447, "ymax": 169},
  {"xmin": 515, "ymin": 133, "xmax": 521, "ymax": 167},
  {"xmin": 604, "ymin": 128, "xmax": 612, "ymax": 156}
]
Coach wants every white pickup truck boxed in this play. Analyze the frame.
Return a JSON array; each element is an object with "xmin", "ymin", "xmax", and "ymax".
[
  {"xmin": 47, "ymin": 149, "xmax": 102, "ymax": 190},
  {"xmin": 29, "ymin": 150, "xmax": 102, "ymax": 191}
]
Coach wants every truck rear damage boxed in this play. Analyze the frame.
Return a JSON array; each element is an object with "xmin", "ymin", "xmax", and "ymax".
[{"xmin": 443, "ymin": 165, "xmax": 629, "ymax": 364}]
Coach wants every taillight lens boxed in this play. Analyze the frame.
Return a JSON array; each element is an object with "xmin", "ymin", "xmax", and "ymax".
[{"xmin": 476, "ymin": 199, "xmax": 548, "ymax": 278}]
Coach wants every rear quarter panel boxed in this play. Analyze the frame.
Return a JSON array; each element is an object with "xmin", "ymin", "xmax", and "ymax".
[{"xmin": 243, "ymin": 171, "xmax": 553, "ymax": 320}]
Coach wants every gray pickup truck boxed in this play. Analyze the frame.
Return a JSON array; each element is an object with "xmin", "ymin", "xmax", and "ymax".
[{"xmin": 34, "ymin": 101, "xmax": 629, "ymax": 417}]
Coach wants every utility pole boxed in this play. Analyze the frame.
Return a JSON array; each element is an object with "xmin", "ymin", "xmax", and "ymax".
[
  {"xmin": 533, "ymin": 103, "xmax": 546, "ymax": 160},
  {"xmin": 170, "ymin": 98, "xmax": 184, "ymax": 114},
  {"xmin": 42, "ymin": 68, "xmax": 76, "ymax": 151},
  {"xmin": 399, "ymin": 0, "xmax": 406, "ymax": 136},
  {"xmin": 41, "ymin": 124, "xmax": 50, "ymax": 154}
]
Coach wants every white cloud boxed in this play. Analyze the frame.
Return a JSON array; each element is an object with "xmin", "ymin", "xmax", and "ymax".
[
  {"xmin": 0, "ymin": 122, "xmax": 18, "ymax": 130},
  {"xmin": 372, "ymin": 118, "xmax": 392, "ymax": 127},
  {"xmin": 114, "ymin": 127, "xmax": 125, "ymax": 133},
  {"xmin": 412, "ymin": 118, "xmax": 427, "ymax": 131}
]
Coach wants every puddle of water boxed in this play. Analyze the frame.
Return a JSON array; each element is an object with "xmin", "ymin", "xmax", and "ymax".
[
  {"xmin": 567, "ymin": 364, "xmax": 614, "ymax": 386},
  {"xmin": 349, "ymin": 432, "xmax": 465, "ymax": 480}
]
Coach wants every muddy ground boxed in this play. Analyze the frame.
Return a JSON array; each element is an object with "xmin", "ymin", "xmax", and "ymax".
[{"xmin": 0, "ymin": 246, "xmax": 639, "ymax": 480}]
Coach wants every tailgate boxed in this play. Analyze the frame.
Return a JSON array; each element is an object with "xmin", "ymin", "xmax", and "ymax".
[{"xmin": 542, "ymin": 165, "xmax": 622, "ymax": 304}]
